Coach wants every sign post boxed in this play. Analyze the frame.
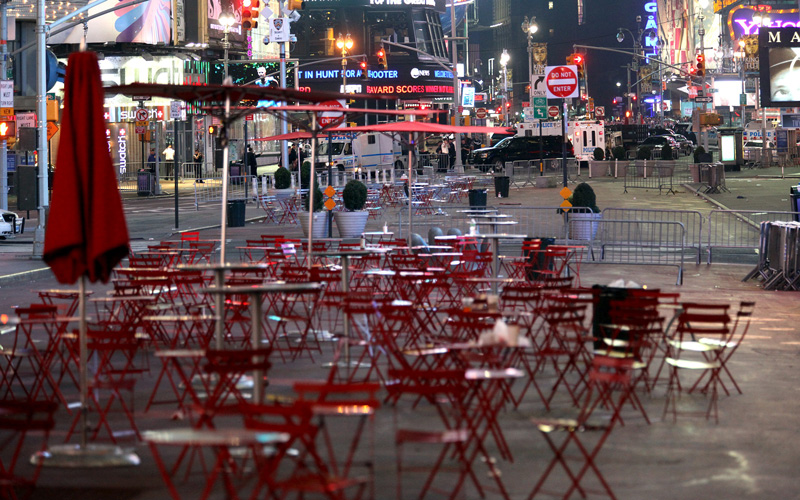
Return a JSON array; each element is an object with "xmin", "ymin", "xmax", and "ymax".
[{"xmin": 545, "ymin": 65, "xmax": 578, "ymax": 188}]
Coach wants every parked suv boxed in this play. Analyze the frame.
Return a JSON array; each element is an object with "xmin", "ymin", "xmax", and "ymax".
[
  {"xmin": 637, "ymin": 135, "xmax": 679, "ymax": 159},
  {"xmin": 471, "ymin": 136, "xmax": 574, "ymax": 172}
]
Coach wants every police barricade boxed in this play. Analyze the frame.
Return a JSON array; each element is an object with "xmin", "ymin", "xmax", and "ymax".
[
  {"xmin": 622, "ymin": 163, "xmax": 676, "ymax": 195},
  {"xmin": 193, "ymin": 175, "xmax": 253, "ymax": 210},
  {"xmin": 706, "ymin": 209, "xmax": 800, "ymax": 264},
  {"xmin": 602, "ymin": 208, "xmax": 704, "ymax": 264}
]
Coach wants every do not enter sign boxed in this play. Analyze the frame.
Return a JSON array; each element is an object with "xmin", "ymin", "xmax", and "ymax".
[
  {"xmin": 317, "ymin": 100, "xmax": 346, "ymax": 128},
  {"xmin": 545, "ymin": 65, "xmax": 579, "ymax": 99},
  {"xmin": 547, "ymin": 106, "xmax": 560, "ymax": 118},
  {"xmin": 475, "ymin": 108, "xmax": 487, "ymax": 119}
]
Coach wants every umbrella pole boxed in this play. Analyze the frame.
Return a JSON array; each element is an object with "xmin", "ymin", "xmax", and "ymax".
[
  {"xmin": 79, "ymin": 274, "xmax": 88, "ymax": 450},
  {"xmin": 307, "ymin": 115, "xmax": 317, "ymax": 270},
  {"xmin": 408, "ymin": 131, "xmax": 413, "ymax": 250},
  {"xmin": 219, "ymin": 94, "xmax": 232, "ymax": 265}
]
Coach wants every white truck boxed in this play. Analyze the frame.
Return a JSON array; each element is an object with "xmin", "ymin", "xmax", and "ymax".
[
  {"xmin": 315, "ymin": 132, "xmax": 407, "ymax": 176},
  {"xmin": 516, "ymin": 120, "xmax": 605, "ymax": 161},
  {"xmin": 743, "ymin": 120, "xmax": 777, "ymax": 143}
]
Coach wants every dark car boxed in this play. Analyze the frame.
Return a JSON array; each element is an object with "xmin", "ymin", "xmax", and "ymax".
[
  {"xmin": 636, "ymin": 135, "xmax": 679, "ymax": 159},
  {"xmin": 471, "ymin": 136, "xmax": 574, "ymax": 172}
]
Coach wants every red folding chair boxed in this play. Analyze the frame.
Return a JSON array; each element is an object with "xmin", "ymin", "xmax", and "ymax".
[
  {"xmin": 528, "ymin": 356, "xmax": 632, "ymax": 500},
  {"xmin": 0, "ymin": 400, "xmax": 58, "ymax": 500}
]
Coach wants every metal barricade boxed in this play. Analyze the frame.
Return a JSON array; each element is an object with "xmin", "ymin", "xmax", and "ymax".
[
  {"xmin": 418, "ymin": 153, "xmax": 451, "ymax": 173},
  {"xmin": 116, "ymin": 172, "xmax": 139, "ymax": 193},
  {"xmin": 193, "ymin": 175, "xmax": 253, "ymax": 210},
  {"xmin": 706, "ymin": 209, "xmax": 800, "ymax": 264},
  {"xmin": 622, "ymin": 163, "xmax": 676, "ymax": 195},
  {"xmin": 602, "ymin": 208, "xmax": 703, "ymax": 264},
  {"xmin": 541, "ymin": 158, "xmax": 580, "ymax": 181},
  {"xmin": 593, "ymin": 219, "xmax": 687, "ymax": 285},
  {"xmin": 181, "ymin": 162, "xmax": 206, "ymax": 179}
]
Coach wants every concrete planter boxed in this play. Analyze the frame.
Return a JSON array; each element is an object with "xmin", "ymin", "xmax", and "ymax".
[
  {"xmin": 588, "ymin": 161, "xmax": 612, "ymax": 178},
  {"xmin": 655, "ymin": 160, "xmax": 676, "ymax": 177},
  {"xmin": 569, "ymin": 212, "xmax": 602, "ymax": 241},
  {"xmin": 298, "ymin": 211, "xmax": 328, "ymax": 239},
  {"xmin": 334, "ymin": 211, "xmax": 369, "ymax": 239},
  {"xmin": 634, "ymin": 160, "xmax": 649, "ymax": 177}
]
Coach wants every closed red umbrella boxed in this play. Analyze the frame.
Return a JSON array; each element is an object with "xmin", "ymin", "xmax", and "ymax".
[{"xmin": 44, "ymin": 51, "xmax": 129, "ymax": 283}]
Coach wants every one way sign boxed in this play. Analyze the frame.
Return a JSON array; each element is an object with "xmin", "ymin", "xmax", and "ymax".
[{"xmin": 531, "ymin": 74, "xmax": 546, "ymax": 98}]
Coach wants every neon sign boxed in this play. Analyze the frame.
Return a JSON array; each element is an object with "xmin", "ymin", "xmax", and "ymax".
[
  {"xmin": 366, "ymin": 84, "xmax": 454, "ymax": 94},
  {"xmin": 643, "ymin": 1, "xmax": 658, "ymax": 60},
  {"xmin": 729, "ymin": 7, "xmax": 799, "ymax": 39}
]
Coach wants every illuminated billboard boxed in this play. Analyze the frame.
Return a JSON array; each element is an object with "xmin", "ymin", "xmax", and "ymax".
[{"xmin": 759, "ymin": 27, "xmax": 800, "ymax": 107}]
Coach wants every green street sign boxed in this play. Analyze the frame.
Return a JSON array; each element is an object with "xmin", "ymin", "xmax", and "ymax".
[
  {"xmin": 533, "ymin": 97, "xmax": 547, "ymax": 108},
  {"xmin": 534, "ymin": 107, "xmax": 546, "ymax": 119}
]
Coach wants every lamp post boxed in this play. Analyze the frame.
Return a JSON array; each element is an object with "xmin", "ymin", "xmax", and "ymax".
[
  {"xmin": 753, "ymin": 13, "xmax": 770, "ymax": 163},
  {"xmin": 617, "ymin": 20, "xmax": 642, "ymax": 120},
  {"xmin": 521, "ymin": 16, "xmax": 539, "ymax": 106},
  {"xmin": 500, "ymin": 49, "xmax": 510, "ymax": 126},
  {"xmin": 655, "ymin": 37, "xmax": 665, "ymax": 124},
  {"xmin": 220, "ymin": 14, "xmax": 235, "ymax": 80},
  {"xmin": 736, "ymin": 39, "xmax": 746, "ymax": 128},
  {"xmin": 335, "ymin": 33, "xmax": 353, "ymax": 93}
]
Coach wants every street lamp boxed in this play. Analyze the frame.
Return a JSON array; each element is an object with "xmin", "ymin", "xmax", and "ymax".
[
  {"xmin": 617, "ymin": 20, "xmax": 642, "ymax": 119},
  {"xmin": 500, "ymin": 49, "xmax": 510, "ymax": 125},
  {"xmin": 335, "ymin": 33, "xmax": 353, "ymax": 93},
  {"xmin": 220, "ymin": 13, "xmax": 235, "ymax": 80},
  {"xmin": 736, "ymin": 39, "xmax": 746, "ymax": 128},
  {"xmin": 521, "ymin": 16, "xmax": 539, "ymax": 105}
]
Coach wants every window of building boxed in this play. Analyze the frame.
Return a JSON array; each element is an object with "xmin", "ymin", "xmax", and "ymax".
[
  {"xmin": 413, "ymin": 9, "xmax": 447, "ymax": 59},
  {"xmin": 300, "ymin": 10, "xmax": 338, "ymax": 57},
  {"xmin": 548, "ymin": 1, "xmax": 554, "ymax": 9},
  {"xmin": 366, "ymin": 11, "xmax": 410, "ymax": 56}
]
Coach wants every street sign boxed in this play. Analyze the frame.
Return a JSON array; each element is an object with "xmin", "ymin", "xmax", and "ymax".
[
  {"xmin": 135, "ymin": 108, "xmax": 149, "ymax": 122},
  {"xmin": 533, "ymin": 107, "xmax": 546, "ymax": 119},
  {"xmin": 531, "ymin": 73, "xmax": 546, "ymax": 98},
  {"xmin": 17, "ymin": 112, "xmax": 35, "ymax": 128},
  {"xmin": 170, "ymin": 101, "xmax": 182, "ymax": 119},
  {"xmin": 475, "ymin": 108, "xmax": 487, "ymax": 119},
  {"xmin": 132, "ymin": 96, "xmax": 152, "ymax": 101},
  {"xmin": 0, "ymin": 80, "xmax": 13, "ymax": 109},
  {"xmin": 46, "ymin": 122, "xmax": 58, "ymax": 140},
  {"xmin": 0, "ymin": 108, "xmax": 12, "ymax": 116},
  {"xmin": 545, "ymin": 65, "xmax": 579, "ymax": 99},
  {"xmin": 694, "ymin": 96, "xmax": 712, "ymax": 103},
  {"xmin": 135, "ymin": 120, "xmax": 148, "ymax": 134},
  {"xmin": 547, "ymin": 105, "xmax": 560, "ymax": 118},
  {"xmin": 740, "ymin": 93, "xmax": 747, "ymax": 106},
  {"xmin": 595, "ymin": 106, "xmax": 605, "ymax": 118},
  {"xmin": 317, "ymin": 99, "xmax": 346, "ymax": 127}
]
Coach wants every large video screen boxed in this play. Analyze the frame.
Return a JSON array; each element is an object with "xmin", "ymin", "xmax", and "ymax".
[{"xmin": 759, "ymin": 27, "xmax": 800, "ymax": 107}]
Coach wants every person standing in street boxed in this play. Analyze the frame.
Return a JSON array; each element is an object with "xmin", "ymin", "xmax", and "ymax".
[
  {"xmin": 162, "ymin": 144, "xmax": 175, "ymax": 179},
  {"xmin": 193, "ymin": 149, "xmax": 204, "ymax": 183},
  {"xmin": 288, "ymin": 144, "xmax": 299, "ymax": 170},
  {"xmin": 147, "ymin": 148, "xmax": 156, "ymax": 173},
  {"xmin": 246, "ymin": 146, "xmax": 258, "ymax": 177}
]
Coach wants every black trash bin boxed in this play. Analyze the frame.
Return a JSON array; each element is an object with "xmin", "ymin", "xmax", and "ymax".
[
  {"xmin": 227, "ymin": 199, "xmax": 246, "ymax": 227},
  {"xmin": 137, "ymin": 171, "xmax": 152, "ymax": 197},
  {"xmin": 525, "ymin": 236, "xmax": 555, "ymax": 281},
  {"xmin": 494, "ymin": 175, "xmax": 510, "ymax": 198},
  {"xmin": 468, "ymin": 188, "xmax": 487, "ymax": 207},
  {"xmin": 791, "ymin": 186, "xmax": 800, "ymax": 221},
  {"xmin": 591, "ymin": 285, "xmax": 630, "ymax": 350}
]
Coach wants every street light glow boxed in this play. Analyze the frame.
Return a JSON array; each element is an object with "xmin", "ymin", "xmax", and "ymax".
[
  {"xmin": 219, "ymin": 14, "xmax": 235, "ymax": 28},
  {"xmin": 500, "ymin": 49, "xmax": 510, "ymax": 66}
]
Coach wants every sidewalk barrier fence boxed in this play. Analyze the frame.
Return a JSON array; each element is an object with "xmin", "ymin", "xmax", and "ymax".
[
  {"xmin": 193, "ymin": 175, "xmax": 253, "ymax": 210},
  {"xmin": 418, "ymin": 153, "xmax": 451, "ymax": 172},
  {"xmin": 623, "ymin": 163, "xmax": 676, "ymax": 195},
  {"xmin": 706, "ymin": 209, "xmax": 800, "ymax": 264},
  {"xmin": 601, "ymin": 208, "xmax": 703, "ymax": 264}
]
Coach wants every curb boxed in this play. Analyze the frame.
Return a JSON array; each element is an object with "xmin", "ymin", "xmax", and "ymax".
[{"xmin": 0, "ymin": 266, "xmax": 51, "ymax": 286}]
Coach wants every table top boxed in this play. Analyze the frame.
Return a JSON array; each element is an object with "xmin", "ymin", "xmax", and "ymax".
[
  {"xmin": 177, "ymin": 262, "xmax": 270, "ymax": 272},
  {"xmin": 37, "ymin": 289, "xmax": 94, "ymax": 296},
  {"xmin": 143, "ymin": 315, "xmax": 218, "ymax": 322},
  {"xmin": 465, "ymin": 367, "xmax": 525, "ymax": 380},
  {"xmin": 155, "ymin": 349, "xmax": 206, "ymax": 358},
  {"xmin": 457, "ymin": 209, "xmax": 498, "ymax": 214},
  {"xmin": 90, "ymin": 295, "xmax": 157, "ymax": 302},
  {"xmin": 202, "ymin": 282, "xmax": 323, "ymax": 295},
  {"xmin": 142, "ymin": 428, "xmax": 290, "ymax": 447},
  {"xmin": 472, "ymin": 233, "xmax": 528, "ymax": 240},
  {"xmin": 474, "ymin": 221, "xmax": 519, "ymax": 226}
]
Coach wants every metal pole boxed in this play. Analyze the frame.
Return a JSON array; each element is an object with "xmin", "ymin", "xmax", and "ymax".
[
  {"xmin": 174, "ymin": 120, "xmax": 179, "ymax": 229},
  {"xmin": 451, "ymin": 3, "xmax": 463, "ymax": 173},
  {"xmin": 699, "ymin": 16, "xmax": 709, "ymax": 152},
  {"xmin": 1, "ymin": 2, "xmax": 7, "ymax": 211},
  {"xmin": 503, "ymin": 65, "xmax": 509, "ymax": 125},
  {"xmin": 740, "ymin": 56, "xmax": 746, "ymax": 128},
  {"xmin": 627, "ymin": 63, "xmax": 632, "ymax": 121},
  {"xmin": 307, "ymin": 114, "xmax": 317, "ymax": 270},
  {"xmin": 562, "ymin": 101, "xmax": 568, "ymax": 187},
  {"xmin": 279, "ymin": 1, "xmax": 289, "ymax": 172},
  {"xmin": 32, "ymin": 0, "xmax": 48, "ymax": 257}
]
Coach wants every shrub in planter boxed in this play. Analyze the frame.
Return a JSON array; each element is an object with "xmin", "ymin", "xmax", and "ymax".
[
  {"xmin": 636, "ymin": 146, "xmax": 652, "ymax": 160},
  {"xmin": 693, "ymin": 145, "xmax": 706, "ymax": 163},
  {"xmin": 342, "ymin": 179, "xmax": 368, "ymax": 211},
  {"xmin": 612, "ymin": 146, "xmax": 626, "ymax": 160},
  {"xmin": 592, "ymin": 147, "xmax": 605, "ymax": 161},
  {"xmin": 571, "ymin": 182, "xmax": 600, "ymax": 213},
  {"xmin": 660, "ymin": 144, "xmax": 673, "ymax": 161},
  {"xmin": 300, "ymin": 161, "xmax": 312, "ymax": 189},
  {"xmin": 303, "ymin": 185, "xmax": 324, "ymax": 212},
  {"xmin": 274, "ymin": 166, "xmax": 292, "ymax": 189}
]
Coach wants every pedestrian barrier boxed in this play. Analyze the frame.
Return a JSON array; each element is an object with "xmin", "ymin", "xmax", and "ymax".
[
  {"xmin": 706, "ymin": 209, "xmax": 800, "ymax": 264},
  {"xmin": 418, "ymin": 153, "xmax": 451, "ymax": 172},
  {"xmin": 602, "ymin": 208, "xmax": 703, "ymax": 264},
  {"xmin": 622, "ymin": 163, "xmax": 676, "ymax": 195},
  {"xmin": 117, "ymin": 172, "xmax": 139, "ymax": 193},
  {"xmin": 193, "ymin": 175, "xmax": 253, "ymax": 210},
  {"xmin": 594, "ymin": 219, "xmax": 687, "ymax": 285}
]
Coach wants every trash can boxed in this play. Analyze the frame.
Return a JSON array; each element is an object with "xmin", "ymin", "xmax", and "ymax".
[
  {"xmin": 494, "ymin": 175, "xmax": 510, "ymax": 198},
  {"xmin": 137, "ymin": 171, "xmax": 152, "ymax": 197},
  {"xmin": 791, "ymin": 186, "xmax": 800, "ymax": 222},
  {"xmin": 468, "ymin": 188, "xmax": 487, "ymax": 207},
  {"xmin": 227, "ymin": 199, "xmax": 246, "ymax": 227}
]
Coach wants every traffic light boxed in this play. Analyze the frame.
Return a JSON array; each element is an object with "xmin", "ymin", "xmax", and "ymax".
[
  {"xmin": 377, "ymin": 45, "xmax": 387, "ymax": 69},
  {"xmin": 696, "ymin": 53, "xmax": 705, "ymax": 78},
  {"xmin": 0, "ymin": 121, "xmax": 15, "ymax": 141},
  {"xmin": 688, "ymin": 65, "xmax": 697, "ymax": 76},
  {"xmin": 287, "ymin": 0, "xmax": 304, "ymax": 10},
  {"xmin": 241, "ymin": 0, "xmax": 259, "ymax": 30},
  {"xmin": 359, "ymin": 57, "xmax": 367, "ymax": 71},
  {"xmin": 566, "ymin": 54, "xmax": 575, "ymax": 65},
  {"xmin": 208, "ymin": 125, "xmax": 216, "ymax": 135},
  {"xmin": 573, "ymin": 53, "xmax": 585, "ymax": 79}
]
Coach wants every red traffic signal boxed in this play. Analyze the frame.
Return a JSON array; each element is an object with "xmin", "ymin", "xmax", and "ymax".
[
  {"xmin": 359, "ymin": 57, "xmax": 367, "ymax": 71},
  {"xmin": 242, "ymin": 0, "xmax": 259, "ymax": 29},
  {"xmin": 0, "ymin": 120, "xmax": 15, "ymax": 139},
  {"xmin": 573, "ymin": 54, "xmax": 583, "ymax": 65},
  {"xmin": 377, "ymin": 46, "xmax": 387, "ymax": 69},
  {"xmin": 696, "ymin": 53, "xmax": 705, "ymax": 78}
]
